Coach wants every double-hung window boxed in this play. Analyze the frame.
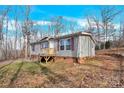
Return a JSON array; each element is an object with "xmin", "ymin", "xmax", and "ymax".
[
  {"xmin": 44, "ymin": 42, "xmax": 49, "ymax": 48},
  {"xmin": 66, "ymin": 39, "xmax": 71, "ymax": 50},
  {"xmin": 41, "ymin": 42, "xmax": 49, "ymax": 48},
  {"xmin": 60, "ymin": 39, "xmax": 64, "ymax": 50},
  {"xmin": 59, "ymin": 38, "xmax": 71, "ymax": 50}
]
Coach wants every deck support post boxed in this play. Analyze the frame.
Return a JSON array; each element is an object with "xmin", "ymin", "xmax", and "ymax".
[
  {"xmin": 44, "ymin": 56, "xmax": 50, "ymax": 63},
  {"xmin": 38, "ymin": 55, "xmax": 55, "ymax": 63}
]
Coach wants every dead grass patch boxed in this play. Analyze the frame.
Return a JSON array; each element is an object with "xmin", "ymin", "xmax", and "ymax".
[{"xmin": 0, "ymin": 53, "xmax": 123, "ymax": 88}]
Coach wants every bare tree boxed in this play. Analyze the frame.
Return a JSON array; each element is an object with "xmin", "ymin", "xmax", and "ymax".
[
  {"xmin": 69, "ymin": 22, "xmax": 78, "ymax": 33},
  {"xmin": 92, "ymin": 16, "xmax": 101, "ymax": 49},
  {"xmin": 21, "ymin": 6, "xmax": 33, "ymax": 59},
  {"xmin": 88, "ymin": 6, "xmax": 122, "ymax": 50},
  {"xmin": 101, "ymin": 6, "xmax": 122, "ymax": 49},
  {"xmin": 86, "ymin": 16, "xmax": 94, "ymax": 32},
  {"xmin": 120, "ymin": 21, "xmax": 124, "ymax": 46},
  {"xmin": 50, "ymin": 16, "xmax": 65, "ymax": 36},
  {"xmin": 0, "ymin": 7, "xmax": 11, "ymax": 61},
  {"xmin": 0, "ymin": 7, "xmax": 10, "ymax": 51},
  {"xmin": 5, "ymin": 17, "xmax": 9, "ymax": 59},
  {"xmin": 13, "ymin": 8, "xmax": 18, "ymax": 58}
]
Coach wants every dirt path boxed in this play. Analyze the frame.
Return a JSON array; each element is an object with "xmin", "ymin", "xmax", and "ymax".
[{"xmin": 0, "ymin": 60, "xmax": 15, "ymax": 66}]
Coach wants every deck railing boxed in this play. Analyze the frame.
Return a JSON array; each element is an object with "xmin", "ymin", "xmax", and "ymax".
[{"xmin": 40, "ymin": 48, "xmax": 56, "ymax": 55}]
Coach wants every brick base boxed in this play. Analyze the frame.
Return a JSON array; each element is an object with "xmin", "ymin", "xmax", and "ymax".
[
  {"xmin": 30, "ymin": 55, "xmax": 86, "ymax": 64},
  {"xmin": 77, "ymin": 58, "xmax": 85, "ymax": 64},
  {"xmin": 55, "ymin": 57, "xmax": 77, "ymax": 64}
]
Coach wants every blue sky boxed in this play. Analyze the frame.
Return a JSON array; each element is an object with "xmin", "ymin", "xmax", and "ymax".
[
  {"xmin": 1, "ymin": 5, "xmax": 123, "ymax": 22},
  {"xmin": 0, "ymin": 5, "xmax": 123, "ymax": 49},
  {"xmin": 30, "ymin": 5, "xmax": 123, "ymax": 21},
  {"xmin": 1, "ymin": 5, "xmax": 124, "ymax": 37},
  {"xmin": 26, "ymin": 5, "xmax": 124, "ymax": 23}
]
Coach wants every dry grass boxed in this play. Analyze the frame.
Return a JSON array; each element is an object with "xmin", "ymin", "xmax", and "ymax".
[{"xmin": 0, "ymin": 50, "xmax": 123, "ymax": 87}]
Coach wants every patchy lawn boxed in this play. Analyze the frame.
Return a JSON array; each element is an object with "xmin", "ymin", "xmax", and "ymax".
[{"xmin": 0, "ymin": 54, "xmax": 123, "ymax": 88}]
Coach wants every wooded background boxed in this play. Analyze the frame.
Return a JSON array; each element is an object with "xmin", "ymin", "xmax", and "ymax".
[{"xmin": 0, "ymin": 6, "xmax": 124, "ymax": 61}]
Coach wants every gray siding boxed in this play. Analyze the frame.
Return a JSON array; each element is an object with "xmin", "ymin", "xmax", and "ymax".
[
  {"xmin": 49, "ymin": 40, "xmax": 54, "ymax": 48},
  {"xmin": 30, "ymin": 43, "xmax": 41, "ymax": 55},
  {"xmin": 30, "ymin": 39, "xmax": 55, "ymax": 55},
  {"xmin": 30, "ymin": 35, "xmax": 95, "ymax": 58},
  {"xmin": 79, "ymin": 36, "xmax": 95, "ymax": 57},
  {"xmin": 56, "ymin": 36, "xmax": 79, "ymax": 57}
]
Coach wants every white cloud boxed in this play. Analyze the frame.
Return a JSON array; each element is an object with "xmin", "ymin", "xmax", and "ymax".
[
  {"xmin": 63, "ymin": 16, "xmax": 121, "ymax": 32},
  {"xmin": 3, "ymin": 19, "xmax": 21, "ymax": 31},
  {"xmin": 3, "ymin": 19, "xmax": 53, "ymax": 31},
  {"xmin": 77, "ymin": 19, "xmax": 88, "ymax": 27},
  {"xmin": 114, "ymin": 24, "xmax": 120, "ymax": 29},
  {"xmin": 3, "ymin": 16, "xmax": 120, "ymax": 33},
  {"xmin": 33, "ymin": 20, "xmax": 53, "ymax": 26},
  {"xmin": 63, "ymin": 16, "xmax": 88, "ymax": 27}
]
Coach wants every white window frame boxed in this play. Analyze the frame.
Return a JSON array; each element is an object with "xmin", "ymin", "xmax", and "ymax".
[
  {"xmin": 65, "ymin": 38, "xmax": 71, "ymax": 50},
  {"xmin": 59, "ymin": 38, "xmax": 71, "ymax": 51},
  {"xmin": 59, "ymin": 39, "xmax": 65, "ymax": 50},
  {"xmin": 40, "ymin": 42, "xmax": 49, "ymax": 49}
]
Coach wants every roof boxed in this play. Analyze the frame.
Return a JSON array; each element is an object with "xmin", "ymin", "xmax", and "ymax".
[
  {"xmin": 55, "ymin": 32, "xmax": 96, "ymax": 43},
  {"xmin": 55, "ymin": 32, "xmax": 92, "ymax": 38},
  {"xmin": 30, "ymin": 36, "xmax": 54, "ymax": 45},
  {"xmin": 30, "ymin": 31, "xmax": 96, "ymax": 45}
]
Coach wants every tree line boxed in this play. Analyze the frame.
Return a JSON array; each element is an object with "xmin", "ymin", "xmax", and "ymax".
[{"xmin": 0, "ymin": 6, "xmax": 124, "ymax": 61}]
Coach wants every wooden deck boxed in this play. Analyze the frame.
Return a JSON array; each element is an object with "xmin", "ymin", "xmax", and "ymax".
[
  {"xmin": 41, "ymin": 48, "xmax": 55, "ymax": 55},
  {"xmin": 38, "ymin": 54, "xmax": 56, "ymax": 63},
  {"xmin": 38, "ymin": 48, "xmax": 56, "ymax": 63}
]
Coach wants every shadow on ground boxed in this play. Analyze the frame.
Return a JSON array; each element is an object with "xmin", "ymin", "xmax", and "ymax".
[
  {"xmin": 0, "ymin": 61, "xmax": 13, "ymax": 70},
  {"xmin": 0, "ymin": 61, "xmax": 14, "ymax": 80},
  {"xmin": 33, "ymin": 62, "xmax": 71, "ymax": 86},
  {"xmin": 8, "ymin": 62, "xmax": 24, "ymax": 87}
]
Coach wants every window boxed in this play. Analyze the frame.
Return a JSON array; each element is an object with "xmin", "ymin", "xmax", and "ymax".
[
  {"xmin": 66, "ymin": 39, "xmax": 71, "ymax": 50},
  {"xmin": 41, "ymin": 42, "xmax": 49, "ymax": 48},
  {"xmin": 41, "ymin": 43, "xmax": 43, "ymax": 48},
  {"xmin": 32, "ymin": 45, "xmax": 35, "ymax": 51},
  {"xmin": 44, "ymin": 42, "xmax": 49, "ymax": 48},
  {"xmin": 60, "ymin": 39, "xmax": 64, "ymax": 50},
  {"xmin": 59, "ymin": 38, "xmax": 72, "ymax": 51}
]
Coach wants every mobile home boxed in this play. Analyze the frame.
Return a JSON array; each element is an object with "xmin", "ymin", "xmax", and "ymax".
[{"xmin": 30, "ymin": 32, "xmax": 95, "ymax": 63}]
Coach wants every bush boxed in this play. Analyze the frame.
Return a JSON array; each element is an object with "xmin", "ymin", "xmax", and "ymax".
[
  {"xmin": 95, "ymin": 45, "xmax": 99, "ymax": 50},
  {"xmin": 100, "ymin": 43, "xmax": 104, "ymax": 49},
  {"xmin": 105, "ymin": 41, "xmax": 111, "ymax": 49}
]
